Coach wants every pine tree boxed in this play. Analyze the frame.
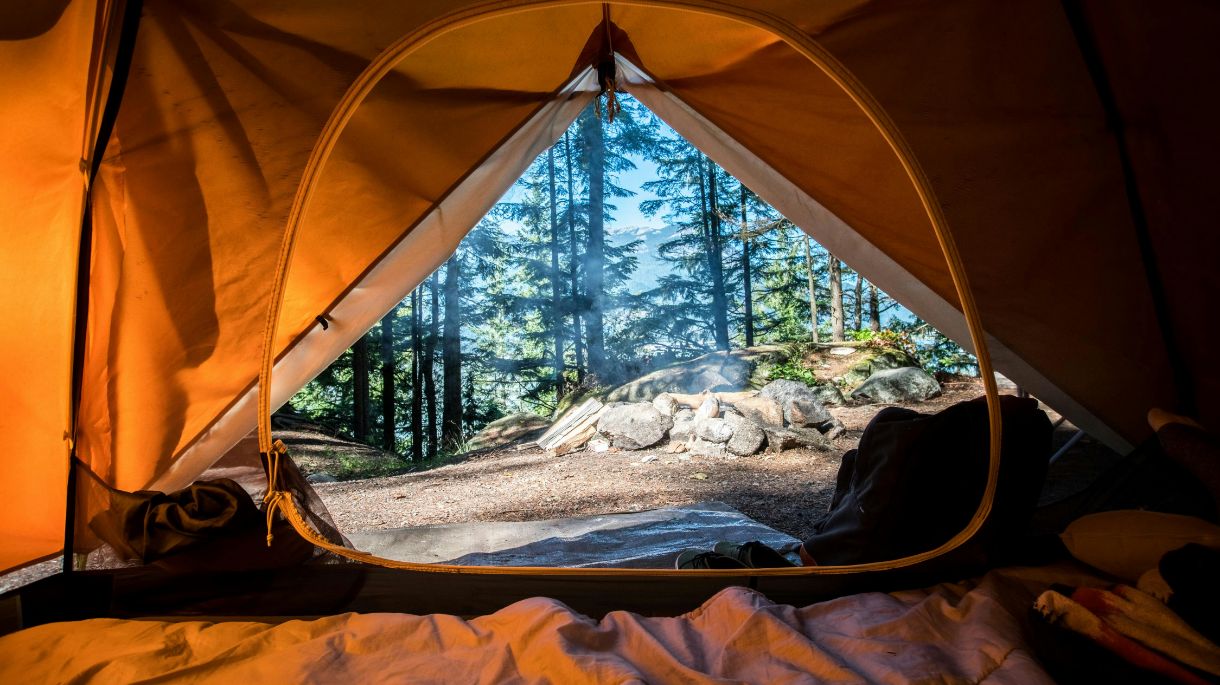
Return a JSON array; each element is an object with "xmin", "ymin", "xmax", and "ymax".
[
  {"xmin": 869, "ymin": 282, "xmax": 881, "ymax": 332},
  {"xmin": 829, "ymin": 255, "xmax": 844, "ymax": 342},
  {"xmin": 442, "ymin": 255, "xmax": 462, "ymax": 450},
  {"xmin": 352, "ymin": 335, "xmax": 370, "ymax": 441},
  {"xmin": 581, "ymin": 108, "xmax": 607, "ymax": 380},
  {"xmin": 409, "ymin": 289, "xmax": 422, "ymax": 461},
  {"xmin": 425, "ymin": 272, "xmax": 439, "ymax": 460},
  {"xmin": 379, "ymin": 308, "xmax": 397, "ymax": 453},
  {"xmin": 853, "ymin": 272, "xmax": 863, "ymax": 332}
]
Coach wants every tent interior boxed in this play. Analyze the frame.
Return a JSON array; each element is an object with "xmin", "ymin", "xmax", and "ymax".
[{"xmin": 2, "ymin": 0, "xmax": 1219, "ymax": 679}]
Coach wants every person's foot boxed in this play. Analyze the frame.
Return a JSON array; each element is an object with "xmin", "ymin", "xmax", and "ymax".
[
  {"xmin": 674, "ymin": 549, "xmax": 749, "ymax": 570},
  {"xmin": 712, "ymin": 541, "xmax": 797, "ymax": 568}
]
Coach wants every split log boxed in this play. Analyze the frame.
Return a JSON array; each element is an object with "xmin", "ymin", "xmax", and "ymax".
[{"xmin": 537, "ymin": 398, "xmax": 604, "ymax": 454}]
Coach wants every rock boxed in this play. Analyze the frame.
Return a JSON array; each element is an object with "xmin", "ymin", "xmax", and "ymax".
[
  {"xmin": 690, "ymin": 472, "xmax": 708, "ymax": 480},
  {"xmin": 787, "ymin": 398, "xmax": 832, "ymax": 427},
  {"xmin": 760, "ymin": 378, "xmax": 824, "ymax": 408},
  {"xmin": 604, "ymin": 351, "xmax": 751, "ymax": 402},
  {"xmin": 588, "ymin": 437, "xmax": 611, "ymax": 453},
  {"xmin": 762, "ymin": 429, "xmax": 802, "ymax": 452},
  {"xmin": 823, "ymin": 417, "xmax": 847, "ymax": 440},
  {"xmin": 663, "ymin": 442, "xmax": 688, "ymax": 454},
  {"xmin": 596, "ymin": 404, "xmax": 673, "ymax": 450},
  {"xmin": 640, "ymin": 454, "xmax": 658, "ymax": 464},
  {"xmin": 850, "ymin": 367, "xmax": 942, "ymax": 404},
  {"xmin": 695, "ymin": 417, "xmax": 734, "ymax": 444},
  {"xmin": 759, "ymin": 379, "xmax": 833, "ymax": 427},
  {"xmin": 830, "ymin": 346, "xmax": 856, "ymax": 356},
  {"xmin": 764, "ymin": 426, "xmax": 833, "ymax": 452},
  {"xmin": 688, "ymin": 439, "xmax": 729, "ymax": 457},
  {"xmin": 307, "ymin": 472, "xmax": 338, "ymax": 484},
  {"xmin": 729, "ymin": 395, "xmax": 784, "ymax": 427},
  {"xmin": 842, "ymin": 347, "xmax": 920, "ymax": 388},
  {"xmin": 696, "ymin": 396, "xmax": 720, "ymax": 419},
  {"xmin": 811, "ymin": 384, "xmax": 846, "ymax": 406},
  {"xmin": 652, "ymin": 392, "xmax": 678, "ymax": 416},
  {"xmin": 669, "ymin": 413, "xmax": 698, "ymax": 443},
  {"xmin": 723, "ymin": 412, "xmax": 766, "ymax": 456}
]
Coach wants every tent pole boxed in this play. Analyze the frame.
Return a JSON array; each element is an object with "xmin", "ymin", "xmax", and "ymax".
[
  {"xmin": 1059, "ymin": 0, "xmax": 1194, "ymax": 417},
  {"xmin": 63, "ymin": 0, "xmax": 144, "ymax": 575}
]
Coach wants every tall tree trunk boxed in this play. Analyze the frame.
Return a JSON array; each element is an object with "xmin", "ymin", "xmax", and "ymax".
[
  {"xmin": 441, "ymin": 256, "xmax": 462, "ymax": 450},
  {"xmin": 379, "ymin": 309, "xmax": 396, "ymax": 454},
  {"xmin": 829, "ymin": 255, "xmax": 845, "ymax": 342},
  {"xmin": 352, "ymin": 335, "xmax": 370, "ymax": 442},
  {"xmin": 547, "ymin": 146, "xmax": 565, "ymax": 400},
  {"xmin": 424, "ymin": 272, "xmax": 439, "ymax": 460},
  {"xmin": 580, "ymin": 110, "xmax": 606, "ymax": 380},
  {"xmin": 410, "ymin": 289, "xmax": 423, "ymax": 462},
  {"xmin": 869, "ymin": 282, "xmax": 881, "ymax": 332},
  {"xmin": 704, "ymin": 156, "xmax": 731, "ymax": 351},
  {"xmin": 803, "ymin": 234, "xmax": 819, "ymax": 343},
  {"xmin": 853, "ymin": 273, "xmax": 863, "ymax": 332},
  {"xmin": 740, "ymin": 184, "xmax": 754, "ymax": 348},
  {"xmin": 564, "ymin": 131, "xmax": 584, "ymax": 381}
]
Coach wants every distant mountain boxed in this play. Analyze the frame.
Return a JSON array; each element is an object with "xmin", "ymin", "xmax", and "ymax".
[{"xmin": 608, "ymin": 223, "xmax": 675, "ymax": 294}]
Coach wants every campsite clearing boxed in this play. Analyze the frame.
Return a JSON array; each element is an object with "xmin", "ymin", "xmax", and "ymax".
[{"xmin": 312, "ymin": 377, "xmax": 1104, "ymax": 541}]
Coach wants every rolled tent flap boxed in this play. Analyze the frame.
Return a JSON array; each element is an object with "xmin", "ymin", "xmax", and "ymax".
[{"xmin": 29, "ymin": 0, "xmax": 1206, "ymax": 576}]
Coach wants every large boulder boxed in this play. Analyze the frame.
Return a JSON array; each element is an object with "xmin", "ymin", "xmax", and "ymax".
[
  {"xmin": 759, "ymin": 379, "xmax": 833, "ymax": 427},
  {"xmin": 849, "ymin": 367, "xmax": 942, "ymax": 404},
  {"xmin": 842, "ymin": 347, "xmax": 920, "ymax": 388},
  {"xmin": 596, "ymin": 403, "xmax": 673, "ymax": 450},
  {"xmin": 723, "ymin": 412, "xmax": 766, "ymax": 456},
  {"xmin": 467, "ymin": 412, "xmax": 551, "ymax": 451},
  {"xmin": 605, "ymin": 351, "xmax": 750, "ymax": 402}
]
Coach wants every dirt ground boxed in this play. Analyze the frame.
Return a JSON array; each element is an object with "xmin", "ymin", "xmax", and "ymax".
[{"xmin": 315, "ymin": 376, "xmax": 1102, "ymax": 541}]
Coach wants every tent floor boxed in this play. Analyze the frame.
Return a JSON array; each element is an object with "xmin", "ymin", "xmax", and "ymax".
[{"xmin": 345, "ymin": 501, "xmax": 800, "ymax": 568}]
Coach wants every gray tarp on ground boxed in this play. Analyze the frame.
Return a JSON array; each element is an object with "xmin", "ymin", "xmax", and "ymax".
[{"xmin": 345, "ymin": 502, "xmax": 800, "ymax": 568}]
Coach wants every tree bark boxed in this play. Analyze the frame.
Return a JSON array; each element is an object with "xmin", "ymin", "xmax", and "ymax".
[
  {"xmin": 740, "ymin": 184, "xmax": 754, "ymax": 348},
  {"xmin": 379, "ymin": 308, "xmax": 396, "ymax": 454},
  {"xmin": 352, "ymin": 335, "xmax": 370, "ymax": 442},
  {"xmin": 853, "ymin": 272, "xmax": 863, "ymax": 332},
  {"xmin": 803, "ymin": 234, "xmax": 819, "ymax": 343},
  {"xmin": 702, "ymin": 155, "xmax": 731, "ymax": 351},
  {"xmin": 424, "ymin": 272, "xmax": 439, "ymax": 460},
  {"xmin": 869, "ymin": 282, "xmax": 881, "ymax": 332},
  {"xmin": 580, "ymin": 110, "xmax": 606, "ymax": 380},
  {"xmin": 409, "ymin": 289, "xmax": 423, "ymax": 462},
  {"xmin": 829, "ymin": 254, "xmax": 845, "ymax": 342},
  {"xmin": 441, "ymin": 256, "xmax": 462, "ymax": 450},
  {"xmin": 547, "ymin": 146, "xmax": 565, "ymax": 400},
  {"xmin": 564, "ymin": 131, "xmax": 584, "ymax": 381}
]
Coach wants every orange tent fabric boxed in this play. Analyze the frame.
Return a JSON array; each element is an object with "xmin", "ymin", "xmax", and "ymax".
[{"xmin": 2, "ymin": 0, "xmax": 1216, "ymax": 573}]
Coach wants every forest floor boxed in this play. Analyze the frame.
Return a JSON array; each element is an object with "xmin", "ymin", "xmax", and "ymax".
[{"xmin": 310, "ymin": 376, "xmax": 1106, "ymax": 542}]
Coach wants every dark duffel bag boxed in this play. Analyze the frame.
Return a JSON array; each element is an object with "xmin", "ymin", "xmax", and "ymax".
[{"xmin": 803, "ymin": 395, "xmax": 1051, "ymax": 566}]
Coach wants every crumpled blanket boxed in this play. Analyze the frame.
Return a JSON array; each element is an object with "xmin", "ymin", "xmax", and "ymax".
[{"xmin": 0, "ymin": 567, "xmax": 1087, "ymax": 684}]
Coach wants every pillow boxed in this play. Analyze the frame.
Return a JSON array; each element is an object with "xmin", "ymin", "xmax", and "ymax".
[{"xmin": 1060, "ymin": 510, "xmax": 1220, "ymax": 581}]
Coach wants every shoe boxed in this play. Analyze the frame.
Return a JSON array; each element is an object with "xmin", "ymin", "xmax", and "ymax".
[
  {"xmin": 674, "ymin": 549, "xmax": 749, "ymax": 570},
  {"xmin": 712, "ymin": 540, "xmax": 797, "ymax": 568}
]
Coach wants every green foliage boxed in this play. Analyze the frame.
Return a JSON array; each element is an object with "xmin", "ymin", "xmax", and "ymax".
[{"xmin": 766, "ymin": 358, "xmax": 818, "ymax": 386}]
